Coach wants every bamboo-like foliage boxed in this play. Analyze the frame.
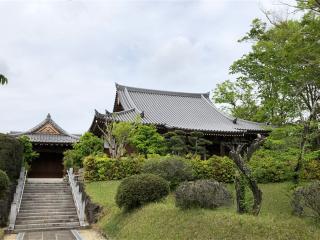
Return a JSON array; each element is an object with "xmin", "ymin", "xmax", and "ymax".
[{"xmin": 0, "ymin": 74, "xmax": 8, "ymax": 85}]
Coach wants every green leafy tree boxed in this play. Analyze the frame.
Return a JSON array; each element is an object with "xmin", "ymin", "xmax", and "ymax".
[
  {"xmin": 100, "ymin": 121, "xmax": 136, "ymax": 159},
  {"xmin": 0, "ymin": 74, "xmax": 7, "ymax": 85},
  {"xmin": 63, "ymin": 132, "xmax": 104, "ymax": 169},
  {"xmin": 214, "ymin": 8, "xmax": 320, "ymax": 183},
  {"xmin": 188, "ymin": 131, "xmax": 212, "ymax": 159},
  {"xmin": 297, "ymin": 0, "xmax": 320, "ymax": 12},
  {"xmin": 130, "ymin": 124, "xmax": 166, "ymax": 156},
  {"xmin": 164, "ymin": 130, "xmax": 188, "ymax": 156},
  {"xmin": 18, "ymin": 135, "xmax": 39, "ymax": 169},
  {"xmin": 213, "ymin": 80, "xmax": 262, "ymax": 122},
  {"xmin": 214, "ymin": 14, "xmax": 320, "ymax": 126}
]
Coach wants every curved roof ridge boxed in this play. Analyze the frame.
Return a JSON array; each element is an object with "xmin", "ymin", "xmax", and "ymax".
[
  {"xmin": 123, "ymin": 87, "xmax": 142, "ymax": 113},
  {"xmin": 201, "ymin": 95, "xmax": 266, "ymax": 127},
  {"xmin": 116, "ymin": 83, "xmax": 209, "ymax": 98},
  {"xmin": 15, "ymin": 113, "xmax": 79, "ymax": 139},
  {"xmin": 201, "ymin": 95, "xmax": 235, "ymax": 122},
  {"xmin": 109, "ymin": 108, "xmax": 137, "ymax": 115}
]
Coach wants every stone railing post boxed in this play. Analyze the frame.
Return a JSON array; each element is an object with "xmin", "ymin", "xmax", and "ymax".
[
  {"xmin": 67, "ymin": 168, "xmax": 87, "ymax": 227},
  {"xmin": 8, "ymin": 168, "xmax": 27, "ymax": 231}
]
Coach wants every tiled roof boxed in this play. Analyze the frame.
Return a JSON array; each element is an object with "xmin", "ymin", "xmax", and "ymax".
[
  {"xmin": 94, "ymin": 84, "xmax": 268, "ymax": 135},
  {"xmin": 10, "ymin": 114, "xmax": 79, "ymax": 144}
]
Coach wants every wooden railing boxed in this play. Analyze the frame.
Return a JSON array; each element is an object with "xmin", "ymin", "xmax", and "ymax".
[
  {"xmin": 8, "ymin": 168, "xmax": 27, "ymax": 231},
  {"xmin": 67, "ymin": 168, "xmax": 87, "ymax": 227}
]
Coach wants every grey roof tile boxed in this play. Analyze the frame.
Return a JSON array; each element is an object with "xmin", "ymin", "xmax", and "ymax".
[{"xmin": 96, "ymin": 84, "xmax": 268, "ymax": 135}]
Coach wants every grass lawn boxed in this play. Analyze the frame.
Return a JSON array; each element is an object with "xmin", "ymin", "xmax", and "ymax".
[
  {"xmin": 0, "ymin": 229, "xmax": 4, "ymax": 240},
  {"xmin": 86, "ymin": 181, "xmax": 320, "ymax": 240}
]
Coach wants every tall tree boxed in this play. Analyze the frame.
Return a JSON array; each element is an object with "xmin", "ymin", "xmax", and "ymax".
[{"xmin": 213, "ymin": 13, "xmax": 320, "ymax": 126}]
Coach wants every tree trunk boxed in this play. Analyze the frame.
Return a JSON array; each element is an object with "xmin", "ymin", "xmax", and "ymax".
[
  {"xmin": 246, "ymin": 177, "xmax": 262, "ymax": 215},
  {"xmin": 234, "ymin": 172, "xmax": 247, "ymax": 214},
  {"xmin": 227, "ymin": 136, "xmax": 265, "ymax": 215}
]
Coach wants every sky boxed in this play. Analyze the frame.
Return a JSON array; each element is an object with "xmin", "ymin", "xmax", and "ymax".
[{"xmin": 0, "ymin": 0, "xmax": 295, "ymax": 134}]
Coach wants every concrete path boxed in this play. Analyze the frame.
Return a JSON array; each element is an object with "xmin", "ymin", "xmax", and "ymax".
[
  {"xmin": 21, "ymin": 230, "xmax": 76, "ymax": 240},
  {"xmin": 78, "ymin": 229, "xmax": 107, "ymax": 240}
]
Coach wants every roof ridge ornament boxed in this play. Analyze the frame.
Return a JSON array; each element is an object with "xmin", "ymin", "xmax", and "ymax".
[
  {"xmin": 233, "ymin": 118, "xmax": 238, "ymax": 124},
  {"xmin": 46, "ymin": 113, "xmax": 51, "ymax": 120}
]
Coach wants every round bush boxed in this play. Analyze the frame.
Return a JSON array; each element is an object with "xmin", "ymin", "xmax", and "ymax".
[
  {"xmin": 142, "ymin": 156, "xmax": 193, "ymax": 189},
  {"xmin": 0, "ymin": 170, "xmax": 10, "ymax": 199},
  {"xmin": 115, "ymin": 174, "xmax": 170, "ymax": 211},
  {"xmin": 175, "ymin": 179, "xmax": 232, "ymax": 209}
]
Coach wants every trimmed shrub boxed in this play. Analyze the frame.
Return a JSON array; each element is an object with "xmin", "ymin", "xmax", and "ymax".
[
  {"xmin": 142, "ymin": 156, "xmax": 193, "ymax": 189},
  {"xmin": 175, "ymin": 179, "xmax": 232, "ymax": 209},
  {"xmin": 115, "ymin": 174, "xmax": 169, "ymax": 211},
  {"xmin": 0, "ymin": 170, "xmax": 9, "ymax": 199},
  {"xmin": 292, "ymin": 181, "xmax": 320, "ymax": 220},
  {"xmin": 190, "ymin": 156, "xmax": 235, "ymax": 183},
  {"xmin": 0, "ymin": 133, "xmax": 23, "ymax": 180},
  {"xmin": 83, "ymin": 154, "xmax": 145, "ymax": 181}
]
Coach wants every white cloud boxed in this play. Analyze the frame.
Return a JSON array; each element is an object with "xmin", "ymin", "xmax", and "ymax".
[{"xmin": 0, "ymin": 0, "xmax": 296, "ymax": 133}]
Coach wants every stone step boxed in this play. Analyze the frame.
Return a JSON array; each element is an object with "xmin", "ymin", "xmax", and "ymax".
[
  {"xmin": 14, "ymin": 222, "xmax": 80, "ymax": 232},
  {"xmin": 25, "ymin": 183, "xmax": 69, "ymax": 187},
  {"xmin": 21, "ymin": 198, "xmax": 74, "ymax": 203},
  {"xmin": 23, "ymin": 193, "xmax": 72, "ymax": 196},
  {"xmin": 24, "ymin": 186, "xmax": 69, "ymax": 188},
  {"xmin": 20, "ymin": 206, "xmax": 76, "ymax": 211},
  {"xmin": 16, "ymin": 217, "xmax": 79, "ymax": 225},
  {"xmin": 22, "ymin": 196, "xmax": 74, "ymax": 201},
  {"xmin": 23, "ymin": 189, "xmax": 71, "ymax": 194},
  {"xmin": 18, "ymin": 210, "xmax": 77, "ymax": 216},
  {"xmin": 21, "ymin": 201, "xmax": 74, "ymax": 205},
  {"xmin": 24, "ymin": 185, "xmax": 69, "ymax": 188},
  {"xmin": 17, "ymin": 213, "xmax": 78, "ymax": 220},
  {"xmin": 20, "ymin": 205, "xmax": 75, "ymax": 210}
]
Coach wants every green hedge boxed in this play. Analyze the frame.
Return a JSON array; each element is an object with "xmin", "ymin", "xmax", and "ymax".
[
  {"xmin": 142, "ymin": 156, "xmax": 193, "ymax": 189},
  {"xmin": 84, "ymin": 154, "xmax": 145, "ymax": 181},
  {"xmin": 190, "ymin": 155, "xmax": 235, "ymax": 183},
  {"xmin": 0, "ymin": 134, "xmax": 23, "ymax": 181}
]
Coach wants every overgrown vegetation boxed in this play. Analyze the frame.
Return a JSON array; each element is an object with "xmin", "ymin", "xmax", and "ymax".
[
  {"xmin": 0, "ymin": 133, "xmax": 23, "ymax": 181},
  {"xmin": 175, "ymin": 180, "xmax": 232, "ymax": 209},
  {"xmin": 115, "ymin": 174, "xmax": 169, "ymax": 211},
  {"xmin": 63, "ymin": 132, "xmax": 104, "ymax": 170},
  {"xmin": 0, "ymin": 170, "xmax": 9, "ymax": 199}
]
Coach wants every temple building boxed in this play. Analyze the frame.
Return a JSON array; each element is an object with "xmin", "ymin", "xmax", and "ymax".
[
  {"xmin": 89, "ymin": 83, "xmax": 269, "ymax": 156},
  {"xmin": 10, "ymin": 114, "xmax": 79, "ymax": 178}
]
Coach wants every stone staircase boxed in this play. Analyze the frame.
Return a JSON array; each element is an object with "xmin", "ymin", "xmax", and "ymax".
[{"xmin": 14, "ymin": 181, "xmax": 80, "ymax": 232}]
